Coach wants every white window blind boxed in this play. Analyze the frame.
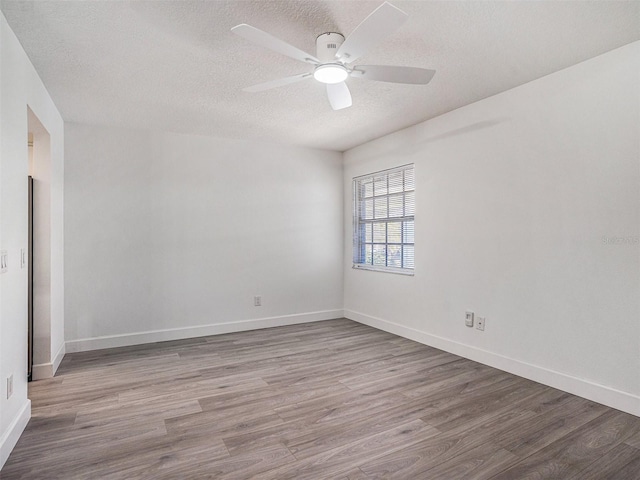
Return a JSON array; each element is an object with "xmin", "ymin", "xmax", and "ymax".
[{"xmin": 353, "ymin": 164, "xmax": 415, "ymax": 274}]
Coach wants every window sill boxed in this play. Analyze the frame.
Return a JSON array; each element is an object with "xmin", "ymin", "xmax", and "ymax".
[{"xmin": 352, "ymin": 264, "xmax": 415, "ymax": 276}]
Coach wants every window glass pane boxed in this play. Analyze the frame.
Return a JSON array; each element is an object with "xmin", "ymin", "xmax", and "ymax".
[
  {"xmin": 374, "ymin": 175, "xmax": 387, "ymax": 196},
  {"xmin": 403, "ymin": 221, "xmax": 414, "ymax": 244},
  {"xmin": 404, "ymin": 168, "xmax": 415, "ymax": 191},
  {"xmin": 374, "ymin": 197, "xmax": 387, "ymax": 219},
  {"xmin": 363, "ymin": 180, "xmax": 374, "ymax": 198},
  {"xmin": 388, "ymin": 245, "xmax": 402, "ymax": 267},
  {"xmin": 388, "ymin": 222, "xmax": 401, "ymax": 243},
  {"xmin": 365, "ymin": 223, "xmax": 373, "ymax": 243},
  {"xmin": 373, "ymin": 245, "xmax": 386, "ymax": 266},
  {"xmin": 353, "ymin": 165, "xmax": 414, "ymax": 272},
  {"xmin": 404, "ymin": 191, "xmax": 415, "ymax": 216},
  {"xmin": 403, "ymin": 245, "xmax": 414, "ymax": 269},
  {"xmin": 357, "ymin": 224, "xmax": 366, "ymax": 248},
  {"xmin": 388, "ymin": 194, "xmax": 403, "ymax": 217},
  {"xmin": 373, "ymin": 223, "xmax": 386, "ymax": 243},
  {"xmin": 363, "ymin": 198, "xmax": 374, "ymax": 220},
  {"xmin": 388, "ymin": 171, "xmax": 403, "ymax": 194}
]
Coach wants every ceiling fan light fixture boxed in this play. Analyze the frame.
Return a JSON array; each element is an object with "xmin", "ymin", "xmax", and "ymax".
[
  {"xmin": 232, "ymin": 2, "xmax": 435, "ymax": 110},
  {"xmin": 313, "ymin": 64, "xmax": 348, "ymax": 84}
]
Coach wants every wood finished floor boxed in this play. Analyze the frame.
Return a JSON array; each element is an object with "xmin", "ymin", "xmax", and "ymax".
[{"xmin": 2, "ymin": 319, "xmax": 640, "ymax": 479}]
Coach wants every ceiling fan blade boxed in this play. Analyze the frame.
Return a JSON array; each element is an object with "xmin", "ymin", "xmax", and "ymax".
[
  {"xmin": 326, "ymin": 82, "xmax": 352, "ymax": 110},
  {"xmin": 231, "ymin": 24, "xmax": 320, "ymax": 65},
  {"xmin": 243, "ymin": 73, "xmax": 312, "ymax": 92},
  {"xmin": 351, "ymin": 65, "xmax": 435, "ymax": 85},
  {"xmin": 335, "ymin": 2, "xmax": 408, "ymax": 64}
]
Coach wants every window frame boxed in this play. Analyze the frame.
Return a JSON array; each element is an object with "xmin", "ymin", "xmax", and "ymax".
[{"xmin": 352, "ymin": 164, "xmax": 415, "ymax": 276}]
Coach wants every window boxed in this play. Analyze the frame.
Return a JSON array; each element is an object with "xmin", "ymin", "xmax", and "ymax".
[{"xmin": 353, "ymin": 164, "xmax": 415, "ymax": 274}]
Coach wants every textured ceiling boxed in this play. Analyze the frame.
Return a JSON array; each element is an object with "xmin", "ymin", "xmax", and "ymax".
[{"xmin": 2, "ymin": 1, "xmax": 639, "ymax": 151}]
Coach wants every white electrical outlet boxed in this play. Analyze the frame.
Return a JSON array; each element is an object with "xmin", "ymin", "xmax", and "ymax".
[
  {"xmin": 465, "ymin": 311, "xmax": 474, "ymax": 327},
  {"xmin": 7, "ymin": 375, "xmax": 13, "ymax": 399},
  {"xmin": 254, "ymin": 295, "xmax": 262, "ymax": 307},
  {"xmin": 0, "ymin": 250, "xmax": 7, "ymax": 274},
  {"xmin": 476, "ymin": 317, "xmax": 485, "ymax": 331}
]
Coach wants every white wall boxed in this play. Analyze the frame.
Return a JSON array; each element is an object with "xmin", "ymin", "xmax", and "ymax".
[
  {"xmin": 64, "ymin": 124, "xmax": 344, "ymax": 351},
  {"xmin": 344, "ymin": 42, "xmax": 640, "ymax": 416},
  {"xmin": 0, "ymin": 12, "xmax": 64, "ymax": 468}
]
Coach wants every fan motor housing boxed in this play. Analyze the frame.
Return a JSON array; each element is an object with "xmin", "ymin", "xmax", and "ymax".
[{"xmin": 316, "ymin": 32, "xmax": 345, "ymax": 63}]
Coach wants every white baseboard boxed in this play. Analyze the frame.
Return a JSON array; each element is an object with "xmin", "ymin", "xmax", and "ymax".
[
  {"xmin": 52, "ymin": 341, "xmax": 65, "ymax": 375},
  {"xmin": 31, "ymin": 363, "xmax": 53, "ymax": 381},
  {"xmin": 31, "ymin": 341, "xmax": 66, "ymax": 380},
  {"xmin": 66, "ymin": 310, "xmax": 344, "ymax": 353},
  {"xmin": 345, "ymin": 309, "xmax": 640, "ymax": 418},
  {"xmin": 0, "ymin": 400, "xmax": 31, "ymax": 470}
]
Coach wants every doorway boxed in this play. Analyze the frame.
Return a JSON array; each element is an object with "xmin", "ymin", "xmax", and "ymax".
[{"xmin": 27, "ymin": 108, "xmax": 52, "ymax": 381}]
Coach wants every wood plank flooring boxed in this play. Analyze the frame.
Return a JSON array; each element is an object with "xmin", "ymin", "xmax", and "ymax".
[{"xmin": 2, "ymin": 318, "xmax": 639, "ymax": 479}]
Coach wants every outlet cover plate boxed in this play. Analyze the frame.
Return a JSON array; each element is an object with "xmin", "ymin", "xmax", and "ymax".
[
  {"xmin": 465, "ymin": 311, "xmax": 474, "ymax": 327},
  {"xmin": 7, "ymin": 375, "xmax": 13, "ymax": 399},
  {"xmin": 0, "ymin": 250, "xmax": 7, "ymax": 274}
]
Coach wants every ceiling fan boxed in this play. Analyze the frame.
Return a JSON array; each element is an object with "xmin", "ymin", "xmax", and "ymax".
[{"xmin": 231, "ymin": 2, "xmax": 435, "ymax": 110}]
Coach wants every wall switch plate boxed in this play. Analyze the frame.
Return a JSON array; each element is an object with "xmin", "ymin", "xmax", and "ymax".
[
  {"xmin": 254, "ymin": 296, "xmax": 262, "ymax": 307},
  {"xmin": 476, "ymin": 317, "xmax": 485, "ymax": 331},
  {"xmin": 7, "ymin": 375, "xmax": 13, "ymax": 399},
  {"xmin": 0, "ymin": 250, "xmax": 7, "ymax": 274},
  {"xmin": 465, "ymin": 311, "xmax": 474, "ymax": 327}
]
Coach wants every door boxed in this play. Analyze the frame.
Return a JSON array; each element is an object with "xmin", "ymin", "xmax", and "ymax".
[{"xmin": 28, "ymin": 175, "xmax": 34, "ymax": 381}]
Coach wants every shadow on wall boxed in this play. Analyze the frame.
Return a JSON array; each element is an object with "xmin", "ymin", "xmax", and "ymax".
[
  {"xmin": 349, "ymin": 117, "xmax": 511, "ymax": 163},
  {"xmin": 415, "ymin": 118, "xmax": 510, "ymax": 145}
]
